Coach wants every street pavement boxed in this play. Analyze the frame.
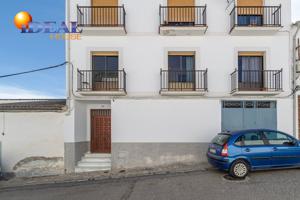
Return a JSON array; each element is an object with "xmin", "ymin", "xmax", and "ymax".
[{"xmin": 0, "ymin": 167, "xmax": 300, "ymax": 200}]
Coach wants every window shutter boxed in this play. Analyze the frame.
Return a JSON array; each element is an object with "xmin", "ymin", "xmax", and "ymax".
[
  {"xmin": 237, "ymin": 0, "xmax": 263, "ymax": 7},
  {"xmin": 91, "ymin": 0, "xmax": 118, "ymax": 25},
  {"xmin": 92, "ymin": 51, "xmax": 119, "ymax": 56},
  {"xmin": 168, "ymin": 0, "xmax": 194, "ymax": 6},
  {"xmin": 167, "ymin": 0, "xmax": 195, "ymax": 23},
  {"xmin": 238, "ymin": 52, "xmax": 264, "ymax": 57},
  {"xmin": 168, "ymin": 51, "xmax": 195, "ymax": 56},
  {"xmin": 237, "ymin": 0, "xmax": 264, "ymax": 15},
  {"xmin": 92, "ymin": 0, "xmax": 118, "ymax": 6}
]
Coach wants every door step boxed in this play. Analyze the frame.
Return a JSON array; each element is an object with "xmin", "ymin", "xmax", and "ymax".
[
  {"xmin": 75, "ymin": 153, "xmax": 112, "ymax": 173},
  {"xmin": 84, "ymin": 153, "xmax": 111, "ymax": 158},
  {"xmin": 75, "ymin": 166, "xmax": 110, "ymax": 173}
]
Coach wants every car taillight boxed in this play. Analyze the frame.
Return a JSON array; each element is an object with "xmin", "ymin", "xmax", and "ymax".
[{"xmin": 221, "ymin": 143, "xmax": 229, "ymax": 157}]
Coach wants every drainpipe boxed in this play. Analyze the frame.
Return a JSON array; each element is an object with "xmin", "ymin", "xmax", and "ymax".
[
  {"xmin": 66, "ymin": 0, "xmax": 71, "ymax": 115},
  {"xmin": 292, "ymin": 21, "xmax": 300, "ymax": 138}
]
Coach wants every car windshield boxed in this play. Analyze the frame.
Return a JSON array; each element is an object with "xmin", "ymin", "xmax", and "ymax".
[{"xmin": 211, "ymin": 134, "xmax": 231, "ymax": 146}]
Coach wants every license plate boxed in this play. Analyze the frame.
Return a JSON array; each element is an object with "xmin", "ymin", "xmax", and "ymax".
[{"xmin": 209, "ymin": 148, "xmax": 216, "ymax": 154}]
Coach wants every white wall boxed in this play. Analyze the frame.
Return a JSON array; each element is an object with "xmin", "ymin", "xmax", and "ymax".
[
  {"xmin": 0, "ymin": 112, "xmax": 64, "ymax": 172},
  {"xmin": 71, "ymin": 0, "xmax": 291, "ymax": 33},
  {"xmin": 67, "ymin": 0, "xmax": 295, "ymax": 143},
  {"xmin": 69, "ymin": 36, "xmax": 291, "ymax": 98},
  {"xmin": 111, "ymin": 98, "xmax": 294, "ymax": 143},
  {"xmin": 112, "ymin": 99, "xmax": 221, "ymax": 143},
  {"xmin": 69, "ymin": 0, "xmax": 292, "ymax": 97},
  {"xmin": 277, "ymin": 98, "xmax": 294, "ymax": 134}
]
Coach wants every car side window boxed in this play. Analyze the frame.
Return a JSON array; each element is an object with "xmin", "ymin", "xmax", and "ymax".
[
  {"xmin": 243, "ymin": 132, "xmax": 265, "ymax": 146},
  {"xmin": 263, "ymin": 131, "xmax": 294, "ymax": 146},
  {"xmin": 234, "ymin": 136, "xmax": 245, "ymax": 146}
]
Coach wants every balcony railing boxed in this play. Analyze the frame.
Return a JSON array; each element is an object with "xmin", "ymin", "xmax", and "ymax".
[
  {"xmin": 230, "ymin": 6, "xmax": 281, "ymax": 32},
  {"xmin": 231, "ymin": 69, "xmax": 282, "ymax": 93},
  {"xmin": 159, "ymin": 5, "xmax": 207, "ymax": 26},
  {"xmin": 160, "ymin": 69, "xmax": 208, "ymax": 92},
  {"xmin": 77, "ymin": 70, "xmax": 126, "ymax": 93},
  {"xmin": 77, "ymin": 5, "xmax": 126, "ymax": 27}
]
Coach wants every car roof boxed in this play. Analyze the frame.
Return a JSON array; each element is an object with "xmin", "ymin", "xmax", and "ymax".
[{"xmin": 220, "ymin": 129, "xmax": 278, "ymax": 136}]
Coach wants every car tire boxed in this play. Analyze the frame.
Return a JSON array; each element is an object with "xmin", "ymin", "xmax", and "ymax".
[{"xmin": 229, "ymin": 160, "xmax": 249, "ymax": 178}]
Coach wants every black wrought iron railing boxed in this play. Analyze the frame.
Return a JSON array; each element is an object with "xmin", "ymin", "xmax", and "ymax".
[
  {"xmin": 160, "ymin": 69, "xmax": 208, "ymax": 92},
  {"xmin": 230, "ymin": 6, "xmax": 281, "ymax": 32},
  {"xmin": 77, "ymin": 5, "xmax": 126, "ymax": 27},
  {"xmin": 77, "ymin": 69, "xmax": 126, "ymax": 92},
  {"xmin": 231, "ymin": 69, "xmax": 282, "ymax": 93},
  {"xmin": 159, "ymin": 5, "xmax": 207, "ymax": 26}
]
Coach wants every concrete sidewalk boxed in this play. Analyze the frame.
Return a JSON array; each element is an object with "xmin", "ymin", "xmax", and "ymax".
[{"xmin": 0, "ymin": 163, "xmax": 210, "ymax": 190}]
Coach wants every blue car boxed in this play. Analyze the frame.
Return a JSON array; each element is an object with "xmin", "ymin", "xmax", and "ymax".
[{"xmin": 207, "ymin": 129, "xmax": 300, "ymax": 178}]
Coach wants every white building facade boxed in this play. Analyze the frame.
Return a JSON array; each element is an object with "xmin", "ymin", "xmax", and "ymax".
[{"xmin": 65, "ymin": 0, "xmax": 295, "ymax": 173}]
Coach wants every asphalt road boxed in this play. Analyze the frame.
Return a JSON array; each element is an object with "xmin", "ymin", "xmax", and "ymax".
[{"xmin": 1, "ymin": 168, "xmax": 300, "ymax": 200}]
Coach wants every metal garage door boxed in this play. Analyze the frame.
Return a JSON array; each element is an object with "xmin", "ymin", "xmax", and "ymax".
[{"xmin": 222, "ymin": 101, "xmax": 277, "ymax": 132}]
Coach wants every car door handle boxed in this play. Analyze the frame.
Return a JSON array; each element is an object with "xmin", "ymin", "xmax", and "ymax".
[
  {"xmin": 273, "ymin": 147, "xmax": 278, "ymax": 151},
  {"xmin": 245, "ymin": 148, "xmax": 250, "ymax": 152}
]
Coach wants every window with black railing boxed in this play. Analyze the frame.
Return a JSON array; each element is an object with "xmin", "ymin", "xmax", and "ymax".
[
  {"xmin": 231, "ymin": 69, "xmax": 283, "ymax": 93},
  {"xmin": 159, "ymin": 5, "xmax": 207, "ymax": 26},
  {"xmin": 230, "ymin": 6, "xmax": 281, "ymax": 32},
  {"xmin": 77, "ymin": 69, "xmax": 126, "ymax": 92},
  {"xmin": 77, "ymin": 5, "xmax": 126, "ymax": 27},
  {"xmin": 160, "ymin": 69, "xmax": 208, "ymax": 92}
]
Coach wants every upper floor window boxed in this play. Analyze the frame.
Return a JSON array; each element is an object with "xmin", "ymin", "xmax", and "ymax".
[
  {"xmin": 91, "ymin": 52, "xmax": 119, "ymax": 91},
  {"xmin": 77, "ymin": 0, "xmax": 126, "ymax": 32},
  {"xmin": 92, "ymin": 52, "xmax": 119, "ymax": 71},
  {"xmin": 237, "ymin": 0, "xmax": 263, "ymax": 26},
  {"xmin": 77, "ymin": 51, "xmax": 126, "ymax": 93},
  {"xmin": 168, "ymin": 52, "xmax": 195, "ymax": 86},
  {"xmin": 238, "ymin": 52, "xmax": 264, "ymax": 91},
  {"xmin": 167, "ymin": 0, "xmax": 195, "ymax": 26}
]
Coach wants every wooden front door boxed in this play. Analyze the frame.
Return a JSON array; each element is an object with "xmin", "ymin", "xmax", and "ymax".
[
  {"xmin": 91, "ymin": 0, "xmax": 118, "ymax": 26},
  {"xmin": 91, "ymin": 109, "xmax": 111, "ymax": 153}
]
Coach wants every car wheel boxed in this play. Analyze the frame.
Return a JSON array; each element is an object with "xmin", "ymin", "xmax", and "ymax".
[{"xmin": 229, "ymin": 160, "xmax": 249, "ymax": 178}]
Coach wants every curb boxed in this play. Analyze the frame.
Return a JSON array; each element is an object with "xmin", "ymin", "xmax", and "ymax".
[{"xmin": 0, "ymin": 165, "xmax": 210, "ymax": 191}]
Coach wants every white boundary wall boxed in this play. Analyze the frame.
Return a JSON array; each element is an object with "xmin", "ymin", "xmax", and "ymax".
[{"xmin": 0, "ymin": 112, "xmax": 65, "ymax": 174}]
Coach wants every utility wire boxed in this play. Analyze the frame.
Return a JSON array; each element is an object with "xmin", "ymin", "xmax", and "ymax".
[{"xmin": 0, "ymin": 62, "xmax": 67, "ymax": 79}]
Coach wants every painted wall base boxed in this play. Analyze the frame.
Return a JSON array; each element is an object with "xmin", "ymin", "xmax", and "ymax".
[
  {"xmin": 13, "ymin": 157, "xmax": 64, "ymax": 177},
  {"xmin": 64, "ymin": 141, "xmax": 89, "ymax": 173},
  {"xmin": 111, "ymin": 143, "xmax": 209, "ymax": 170}
]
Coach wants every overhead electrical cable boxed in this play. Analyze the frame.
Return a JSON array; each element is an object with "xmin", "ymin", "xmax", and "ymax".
[{"xmin": 0, "ymin": 62, "xmax": 67, "ymax": 79}]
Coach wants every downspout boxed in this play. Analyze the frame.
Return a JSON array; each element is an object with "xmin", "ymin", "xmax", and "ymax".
[
  {"xmin": 292, "ymin": 21, "xmax": 300, "ymax": 138},
  {"xmin": 66, "ymin": 0, "xmax": 71, "ymax": 115}
]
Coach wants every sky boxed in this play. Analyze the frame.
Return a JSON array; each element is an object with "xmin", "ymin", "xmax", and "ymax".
[
  {"xmin": 0, "ymin": 0, "xmax": 299, "ymax": 99},
  {"xmin": 0, "ymin": 1, "xmax": 65, "ymax": 99}
]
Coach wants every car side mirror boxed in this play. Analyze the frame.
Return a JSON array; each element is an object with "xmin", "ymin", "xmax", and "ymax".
[
  {"xmin": 291, "ymin": 140, "xmax": 298, "ymax": 146},
  {"xmin": 283, "ymin": 141, "xmax": 297, "ymax": 146}
]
